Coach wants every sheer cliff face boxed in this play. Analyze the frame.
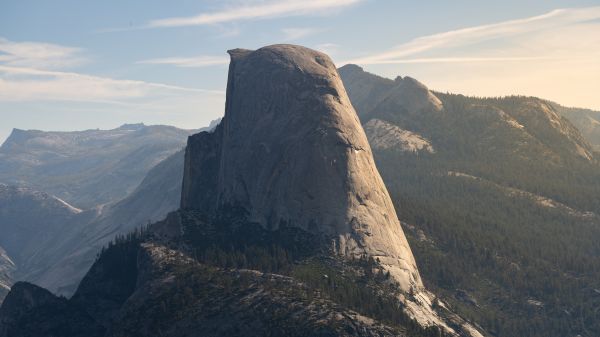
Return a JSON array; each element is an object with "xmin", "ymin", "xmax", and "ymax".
[{"xmin": 181, "ymin": 44, "xmax": 421, "ymax": 291}]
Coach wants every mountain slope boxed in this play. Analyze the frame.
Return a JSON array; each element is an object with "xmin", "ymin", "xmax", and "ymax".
[
  {"xmin": 0, "ymin": 184, "xmax": 94, "ymax": 301},
  {"xmin": 29, "ymin": 149, "xmax": 187, "ymax": 295},
  {"xmin": 0, "ymin": 150, "xmax": 187, "ymax": 299},
  {"xmin": 0, "ymin": 121, "xmax": 218, "ymax": 298},
  {"xmin": 551, "ymin": 102, "xmax": 600, "ymax": 150},
  {"xmin": 339, "ymin": 64, "xmax": 599, "ymax": 210},
  {"xmin": 0, "ymin": 239, "xmax": 435, "ymax": 337},
  {"xmin": 0, "ymin": 124, "xmax": 194, "ymax": 209},
  {"xmin": 340, "ymin": 64, "xmax": 600, "ymax": 337},
  {"xmin": 0, "ymin": 184, "xmax": 90, "ymax": 273},
  {"xmin": 0, "ymin": 45, "xmax": 483, "ymax": 337}
]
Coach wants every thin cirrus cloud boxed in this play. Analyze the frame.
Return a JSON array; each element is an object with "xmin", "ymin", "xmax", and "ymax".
[
  {"xmin": 136, "ymin": 26, "xmax": 322, "ymax": 69},
  {"xmin": 355, "ymin": 56, "xmax": 552, "ymax": 64},
  {"xmin": 0, "ymin": 65, "xmax": 223, "ymax": 103},
  {"xmin": 137, "ymin": 56, "xmax": 230, "ymax": 68},
  {"xmin": 340, "ymin": 6, "xmax": 600, "ymax": 110},
  {"xmin": 146, "ymin": 0, "xmax": 363, "ymax": 28},
  {"xmin": 345, "ymin": 6, "xmax": 600, "ymax": 65},
  {"xmin": 0, "ymin": 38, "xmax": 224, "ymax": 104},
  {"xmin": 0, "ymin": 37, "xmax": 87, "ymax": 70}
]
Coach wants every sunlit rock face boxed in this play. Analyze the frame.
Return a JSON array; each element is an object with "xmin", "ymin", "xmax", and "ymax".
[{"xmin": 181, "ymin": 44, "xmax": 422, "ymax": 291}]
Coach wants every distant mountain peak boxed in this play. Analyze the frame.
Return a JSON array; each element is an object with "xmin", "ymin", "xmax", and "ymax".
[
  {"xmin": 1, "ymin": 129, "xmax": 35, "ymax": 148},
  {"xmin": 339, "ymin": 64, "xmax": 443, "ymax": 120},
  {"xmin": 338, "ymin": 63, "xmax": 364, "ymax": 73},
  {"xmin": 115, "ymin": 123, "xmax": 146, "ymax": 131}
]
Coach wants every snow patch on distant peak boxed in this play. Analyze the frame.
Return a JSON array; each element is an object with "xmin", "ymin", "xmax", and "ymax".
[
  {"xmin": 364, "ymin": 119, "xmax": 434, "ymax": 153},
  {"xmin": 54, "ymin": 197, "xmax": 83, "ymax": 214},
  {"xmin": 0, "ymin": 248, "xmax": 15, "ymax": 267}
]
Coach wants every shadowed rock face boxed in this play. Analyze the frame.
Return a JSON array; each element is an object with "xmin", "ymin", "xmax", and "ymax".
[
  {"xmin": 181, "ymin": 44, "xmax": 421, "ymax": 291},
  {"xmin": 0, "ymin": 282, "xmax": 103, "ymax": 337}
]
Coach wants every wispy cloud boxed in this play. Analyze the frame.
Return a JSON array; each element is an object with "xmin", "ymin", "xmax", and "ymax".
[
  {"xmin": 0, "ymin": 65, "xmax": 224, "ymax": 103},
  {"xmin": 346, "ymin": 6, "xmax": 600, "ymax": 65},
  {"xmin": 347, "ymin": 6, "xmax": 600, "ymax": 110},
  {"xmin": 0, "ymin": 37, "xmax": 224, "ymax": 104},
  {"xmin": 147, "ymin": 0, "xmax": 362, "ymax": 28},
  {"xmin": 0, "ymin": 37, "xmax": 87, "ymax": 69},
  {"xmin": 137, "ymin": 55, "xmax": 229, "ymax": 68},
  {"xmin": 356, "ymin": 56, "xmax": 551, "ymax": 64},
  {"xmin": 282, "ymin": 27, "xmax": 321, "ymax": 41}
]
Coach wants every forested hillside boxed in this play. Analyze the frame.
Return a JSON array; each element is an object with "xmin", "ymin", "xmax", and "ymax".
[{"xmin": 341, "ymin": 64, "xmax": 600, "ymax": 337}]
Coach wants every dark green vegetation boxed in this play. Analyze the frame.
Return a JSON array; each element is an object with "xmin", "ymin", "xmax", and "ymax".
[
  {"xmin": 0, "ymin": 232, "xmax": 143, "ymax": 337},
  {"xmin": 375, "ymin": 95, "xmax": 600, "ymax": 336},
  {"xmin": 0, "ymin": 282, "xmax": 103, "ymax": 337},
  {"xmin": 177, "ymin": 210, "xmax": 450, "ymax": 337},
  {"xmin": 379, "ymin": 149, "xmax": 600, "ymax": 337},
  {"xmin": 340, "ymin": 63, "xmax": 600, "ymax": 337},
  {"xmin": 0, "ymin": 212, "xmax": 453, "ymax": 337}
]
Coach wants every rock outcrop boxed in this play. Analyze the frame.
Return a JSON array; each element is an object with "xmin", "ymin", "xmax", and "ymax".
[
  {"xmin": 364, "ymin": 119, "xmax": 434, "ymax": 153},
  {"xmin": 181, "ymin": 44, "xmax": 421, "ymax": 292},
  {"xmin": 105, "ymin": 243, "xmax": 406, "ymax": 337},
  {"xmin": 0, "ymin": 242, "xmax": 412, "ymax": 337}
]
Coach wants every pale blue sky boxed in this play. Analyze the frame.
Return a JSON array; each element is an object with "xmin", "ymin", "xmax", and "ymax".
[{"xmin": 1, "ymin": 0, "xmax": 599, "ymax": 143}]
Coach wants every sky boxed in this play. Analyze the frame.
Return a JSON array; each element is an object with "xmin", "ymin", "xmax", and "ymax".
[{"xmin": 1, "ymin": 0, "xmax": 599, "ymax": 144}]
